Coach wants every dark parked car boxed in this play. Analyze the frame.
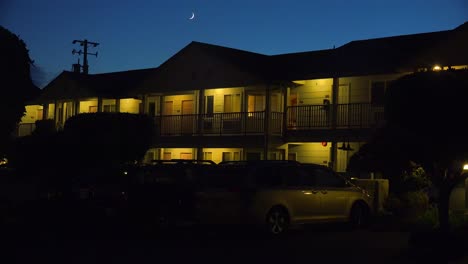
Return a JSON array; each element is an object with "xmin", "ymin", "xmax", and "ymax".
[{"xmin": 126, "ymin": 160, "xmax": 215, "ymax": 230}]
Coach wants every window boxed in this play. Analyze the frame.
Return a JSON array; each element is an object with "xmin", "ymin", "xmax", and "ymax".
[
  {"xmin": 163, "ymin": 152, "xmax": 172, "ymax": 160},
  {"xmin": 224, "ymin": 94, "xmax": 240, "ymax": 112},
  {"xmin": 271, "ymin": 94, "xmax": 280, "ymax": 112},
  {"xmin": 312, "ymin": 167, "xmax": 346, "ymax": 187},
  {"xmin": 180, "ymin": 153, "xmax": 193, "ymax": 159},
  {"xmin": 103, "ymin": 104, "xmax": 116, "ymax": 112},
  {"xmin": 248, "ymin": 95, "xmax": 265, "ymax": 112},
  {"xmin": 89, "ymin": 106, "xmax": 98, "ymax": 113},
  {"xmin": 203, "ymin": 152, "xmax": 212, "ymax": 161},
  {"xmin": 206, "ymin": 95, "xmax": 214, "ymax": 117},
  {"xmin": 254, "ymin": 166, "xmax": 282, "ymax": 187},
  {"xmin": 371, "ymin": 81, "xmax": 385, "ymax": 106},
  {"xmin": 222, "ymin": 152, "xmax": 232, "ymax": 162},
  {"xmin": 283, "ymin": 166, "xmax": 314, "ymax": 187},
  {"xmin": 36, "ymin": 108, "xmax": 43, "ymax": 120}
]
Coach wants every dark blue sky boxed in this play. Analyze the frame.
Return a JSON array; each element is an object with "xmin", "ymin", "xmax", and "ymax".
[{"xmin": 1, "ymin": 0, "xmax": 467, "ymax": 88}]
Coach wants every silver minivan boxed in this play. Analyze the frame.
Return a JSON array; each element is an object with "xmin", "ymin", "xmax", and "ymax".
[{"xmin": 194, "ymin": 161, "xmax": 373, "ymax": 235}]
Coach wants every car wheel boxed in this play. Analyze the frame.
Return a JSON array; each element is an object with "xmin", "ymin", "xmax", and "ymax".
[
  {"xmin": 349, "ymin": 203, "xmax": 368, "ymax": 228},
  {"xmin": 266, "ymin": 206, "xmax": 289, "ymax": 235}
]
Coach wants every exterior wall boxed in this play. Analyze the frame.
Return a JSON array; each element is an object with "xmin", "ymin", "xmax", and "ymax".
[
  {"xmin": 79, "ymin": 99, "xmax": 98, "ymax": 113},
  {"xmin": 288, "ymin": 143, "xmax": 331, "ymax": 166},
  {"xmin": 47, "ymin": 103, "xmax": 55, "ymax": 119},
  {"xmin": 21, "ymin": 105, "xmax": 43, "ymax": 124},
  {"xmin": 160, "ymin": 148, "xmax": 196, "ymax": 160},
  {"xmin": 202, "ymin": 148, "xmax": 243, "ymax": 164},
  {"xmin": 205, "ymin": 87, "xmax": 244, "ymax": 113},
  {"xmin": 163, "ymin": 95, "xmax": 195, "ymax": 115},
  {"xmin": 291, "ymin": 78, "xmax": 333, "ymax": 105},
  {"xmin": 339, "ymin": 73, "xmax": 408, "ymax": 103},
  {"xmin": 336, "ymin": 142, "xmax": 363, "ymax": 172},
  {"xmin": 119, "ymin": 98, "xmax": 140, "ymax": 114},
  {"xmin": 145, "ymin": 95, "xmax": 161, "ymax": 116}
]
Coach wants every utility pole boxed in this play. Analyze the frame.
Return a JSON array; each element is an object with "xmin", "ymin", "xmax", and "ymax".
[{"xmin": 72, "ymin": 39, "xmax": 99, "ymax": 74}]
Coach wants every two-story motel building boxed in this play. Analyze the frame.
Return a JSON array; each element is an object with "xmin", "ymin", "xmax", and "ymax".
[{"xmin": 18, "ymin": 22, "xmax": 468, "ymax": 171}]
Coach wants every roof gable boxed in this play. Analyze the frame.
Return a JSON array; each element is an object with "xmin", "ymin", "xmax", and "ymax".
[{"xmin": 136, "ymin": 41, "xmax": 271, "ymax": 93}]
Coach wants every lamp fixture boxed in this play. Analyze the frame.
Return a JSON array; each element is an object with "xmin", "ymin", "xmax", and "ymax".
[
  {"xmin": 338, "ymin": 141, "xmax": 354, "ymax": 151},
  {"xmin": 338, "ymin": 142, "xmax": 346, "ymax": 150}
]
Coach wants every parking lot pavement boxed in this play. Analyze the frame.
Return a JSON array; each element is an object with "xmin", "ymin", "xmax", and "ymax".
[
  {"xmin": 4, "ymin": 213, "xmax": 468, "ymax": 264},
  {"xmin": 3, "ymin": 219, "xmax": 415, "ymax": 264}
]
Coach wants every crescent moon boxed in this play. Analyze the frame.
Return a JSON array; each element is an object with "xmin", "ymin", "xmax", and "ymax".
[{"xmin": 189, "ymin": 12, "xmax": 195, "ymax": 20}]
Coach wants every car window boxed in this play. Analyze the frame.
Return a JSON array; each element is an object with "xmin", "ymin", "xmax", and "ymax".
[
  {"xmin": 253, "ymin": 166, "xmax": 283, "ymax": 187},
  {"xmin": 309, "ymin": 166, "xmax": 346, "ymax": 188},
  {"xmin": 283, "ymin": 165, "xmax": 315, "ymax": 187},
  {"xmin": 200, "ymin": 166, "xmax": 247, "ymax": 189}
]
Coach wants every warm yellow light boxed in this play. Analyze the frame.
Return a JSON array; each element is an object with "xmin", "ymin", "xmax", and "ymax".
[
  {"xmin": 463, "ymin": 164, "xmax": 468, "ymax": 170},
  {"xmin": 433, "ymin": 65, "xmax": 442, "ymax": 71}
]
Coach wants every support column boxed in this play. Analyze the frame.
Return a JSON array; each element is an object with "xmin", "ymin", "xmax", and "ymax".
[
  {"xmin": 73, "ymin": 100, "xmax": 80, "ymax": 115},
  {"xmin": 330, "ymin": 141, "xmax": 337, "ymax": 171},
  {"xmin": 263, "ymin": 84, "xmax": 271, "ymax": 160},
  {"xmin": 43, "ymin": 104, "xmax": 48, "ymax": 120},
  {"xmin": 116, "ymin": 98, "xmax": 121, "ymax": 113},
  {"xmin": 282, "ymin": 83, "xmax": 288, "ymax": 137},
  {"xmin": 330, "ymin": 77, "xmax": 339, "ymax": 170},
  {"xmin": 197, "ymin": 89, "xmax": 205, "ymax": 160},
  {"xmin": 97, "ymin": 97, "xmax": 103, "ymax": 112},
  {"xmin": 331, "ymin": 77, "xmax": 339, "ymax": 129}
]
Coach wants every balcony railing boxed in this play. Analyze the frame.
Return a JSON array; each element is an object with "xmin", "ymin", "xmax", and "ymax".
[
  {"xmin": 155, "ymin": 111, "xmax": 283, "ymax": 136},
  {"xmin": 14, "ymin": 103, "xmax": 382, "ymax": 138},
  {"xmin": 287, "ymin": 103, "xmax": 384, "ymax": 130}
]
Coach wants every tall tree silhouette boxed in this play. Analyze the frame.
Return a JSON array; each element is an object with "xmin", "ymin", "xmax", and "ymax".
[
  {"xmin": 0, "ymin": 26, "xmax": 40, "ymax": 156},
  {"xmin": 384, "ymin": 69, "xmax": 468, "ymax": 231}
]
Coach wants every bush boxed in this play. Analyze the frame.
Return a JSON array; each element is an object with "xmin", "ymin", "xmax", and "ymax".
[
  {"xmin": 385, "ymin": 191, "xmax": 429, "ymax": 218},
  {"xmin": 410, "ymin": 205, "xmax": 468, "ymax": 232},
  {"xmin": 33, "ymin": 119, "xmax": 56, "ymax": 136}
]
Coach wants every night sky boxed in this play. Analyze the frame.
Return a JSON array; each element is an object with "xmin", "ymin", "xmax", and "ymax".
[{"xmin": 1, "ymin": 0, "xmax": 467, "ymax": 88}]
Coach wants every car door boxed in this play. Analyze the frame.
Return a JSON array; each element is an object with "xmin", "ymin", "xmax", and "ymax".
[
  {"xmin": 282, "ymin": 165, "xmax": 321, "ymax": 223},
  {"xmin": 312, "ymin": 167, "xmax": 350, "ymax": 220}
]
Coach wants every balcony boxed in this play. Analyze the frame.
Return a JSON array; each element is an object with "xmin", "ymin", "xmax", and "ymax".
[
  {"xmin": 287, "ymin": 103, "xmax": 384, "ymax": 130},
  {"xmin": 155, "ymin": 111, "xmax": 283, "ymax": 136}
]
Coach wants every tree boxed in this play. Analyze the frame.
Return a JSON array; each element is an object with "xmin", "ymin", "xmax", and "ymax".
[
  {"xmin": 0, "ymin": 26, "xmax": 40, "ymax": 156},
  {"xmin": 382, "ymin": 69, "xmax": 468, "ymax": 231},
  {"xmin": 9, "ymin": 112, "xmax": 155, "ymax": 195},
  {"xmin": 62, "ymin": 112, "xmax": 155, "ymax": 167}
]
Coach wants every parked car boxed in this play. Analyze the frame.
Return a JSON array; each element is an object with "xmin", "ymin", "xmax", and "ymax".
[
  {"xmin": 194, "ymin": 161, "xmax": 372, "ymax": 235},
  {"xmin": 126, "ymin": 159, "xmax": 215, "ymax": 230}
]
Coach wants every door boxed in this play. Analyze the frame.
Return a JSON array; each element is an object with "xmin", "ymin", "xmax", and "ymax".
[
  {"xmin": 181, "ymin": 100, "xmax": 194, "ymax": 134},
  {"xmin": 162, "ymin": 101, "xmax": 173, "ymax": 134},
  {"xmin": 281, "ymin": 166, "xmax": 321, "ymax": 223},
  {"xmin": 288, "ymin": 94, "xmax": 298, "ymax": 128},
  {"xmin": 312, "ymin": 167, "xmax": 349, "ymax": 220},
  {"xmin": 337, "ymin": 83, "xmax": 350, "ymax": 127}
]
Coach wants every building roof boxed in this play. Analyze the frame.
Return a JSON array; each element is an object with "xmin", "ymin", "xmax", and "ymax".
[
  {"xmin": 135, "ymin": 41, "xmax": 271, "ymax": 94},
  {"xmin": 34, "ymin": 21, "xmax": 468, "ymax": 102},
  {"xmin": 34, "ymin": 68, "xmax": 156, "ymax": 103},
  {"xmin": 271, "ymin": 22, "xmax": 468, "ymax": 79}
]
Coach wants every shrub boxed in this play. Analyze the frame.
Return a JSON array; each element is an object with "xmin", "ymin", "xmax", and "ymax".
[{"xmin": 385, "ymin": 191, "xmax": 429, "ymax": 218}]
